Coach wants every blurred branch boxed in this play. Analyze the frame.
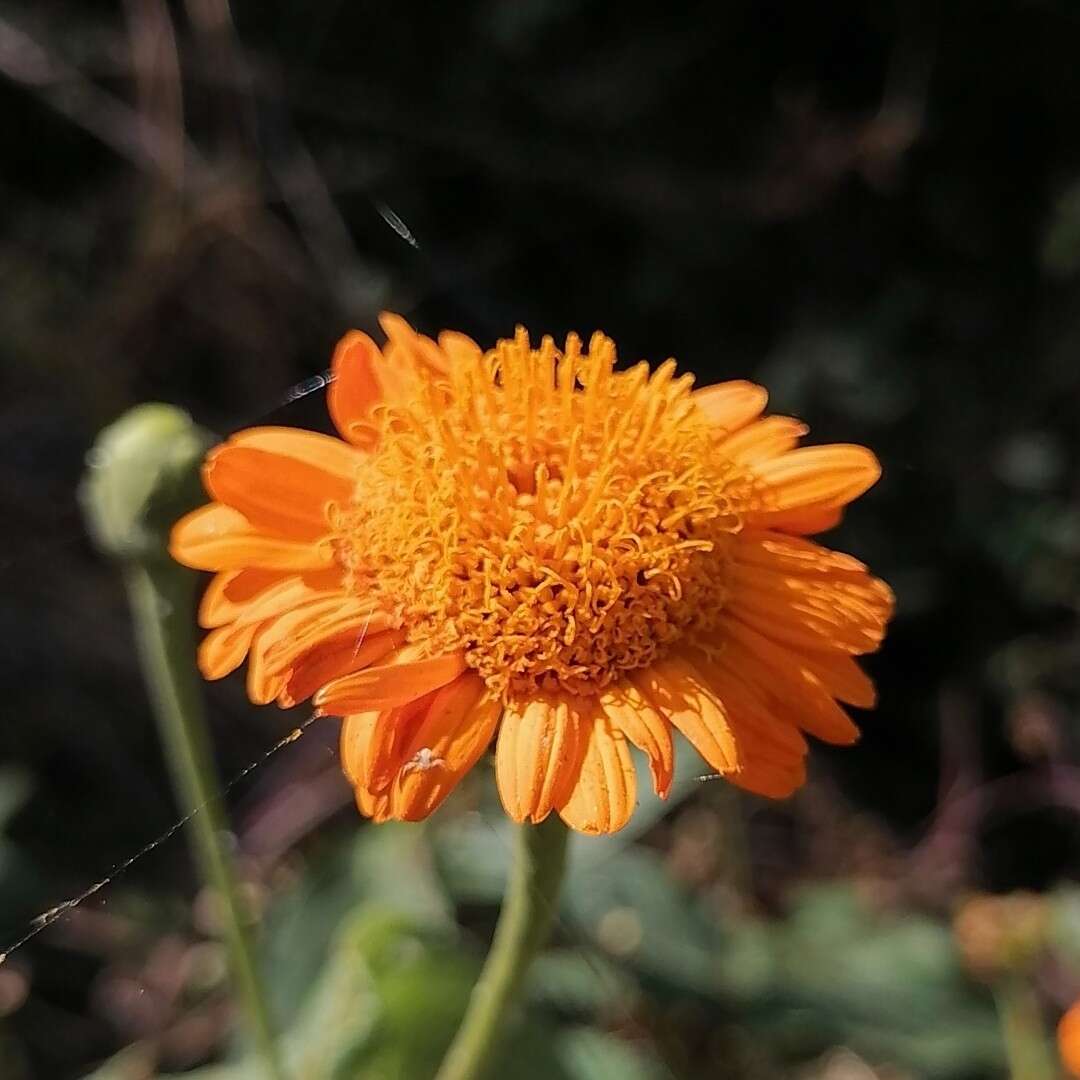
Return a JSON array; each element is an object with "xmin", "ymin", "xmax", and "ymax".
[
  {"xmin": 0, "ymin": 11, "xmax": 317, "ymax": 289},
  {"xmin": 912, "ymin": 763, "xmax": 1080, "ymax": 894},
  {"xmin": 0, "ymin": 12, "xmax": 200, "ymax": 184},
  {"xmin": 123, "ymin": 0, "xmax": 186, "ymax": 192}
]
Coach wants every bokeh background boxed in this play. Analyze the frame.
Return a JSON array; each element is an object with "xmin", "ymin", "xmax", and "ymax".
[{"xmin": 3, "ymin": 1, "xmax": 1080, "ymax": 1077}]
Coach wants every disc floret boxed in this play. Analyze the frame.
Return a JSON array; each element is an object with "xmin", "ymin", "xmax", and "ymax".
[{"xmin": 336, "ymin": 329, "xmax": 746, "ymax": 698}]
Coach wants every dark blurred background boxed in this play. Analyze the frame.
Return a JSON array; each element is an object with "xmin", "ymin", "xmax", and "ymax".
[{"xmin": 3, "ymin": 2, "xmax": 1080, "ymax": 1077}]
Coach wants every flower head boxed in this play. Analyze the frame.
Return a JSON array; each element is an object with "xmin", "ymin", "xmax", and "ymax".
[{"xmin": 170, "ymin": 314, "xmax": 893, "ymax": 834}]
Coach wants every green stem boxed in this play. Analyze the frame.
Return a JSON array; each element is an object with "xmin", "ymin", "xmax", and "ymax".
[
  {"xmin": 124, "ymin": 562, "xmax": 285, "ymax": 1080},
  {"xmin": 435, "ymin": 816, "xmax": 570, "ymax": 1080},
  {"xmin": 994, "ymin": 977, "xmax": 1056, "ymax": 1080},
  {"xmin": 80, "ymin": 405, "xmax": 285, "ymax": 1076}
]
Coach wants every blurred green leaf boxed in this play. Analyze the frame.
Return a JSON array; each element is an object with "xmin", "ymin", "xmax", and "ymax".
[
  {"xmin": 526, "ymin": 949, "xmax": 635, "ymax": 1015},
  {"xmin": 737, "ymin": 885, "xmax": 1004, "ymax": 1078},
  {"xmin": 555, "ymin": 1026, "xmax": 670, "ymax": 1080},
  {"xmin": 261, "ymin": 823, "xmax": 451, "ymax": 1019},
  {"xmin": 431, "ymin": 814, "xmax": 512, "ymax": 906},
  {"xmin": 153, "ymin": 906, "xmax": 578, "ymax": 1080},
  {"xmin": 563, "ymin": 844, "xmax": 724, "ymax": 999}
]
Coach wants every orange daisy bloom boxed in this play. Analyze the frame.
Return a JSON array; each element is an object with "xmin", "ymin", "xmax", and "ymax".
[{"xmin": 170, "ymin": 314, "xmax": 893, "ymax": 834}]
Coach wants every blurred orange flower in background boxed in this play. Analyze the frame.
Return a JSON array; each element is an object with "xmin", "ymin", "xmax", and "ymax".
[
  {"xmin": 1062, "ymin": 1000, "xmax": 1080, "ymax": 1077},
  {"xmin": 170, "ymin": 314, "xmax": 893, "ymax": 834}
]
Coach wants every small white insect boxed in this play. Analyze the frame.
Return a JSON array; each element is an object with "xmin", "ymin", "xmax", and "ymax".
[{"xmin": 401, "ymin": 747, "xmax": 446, "ymax": 775}]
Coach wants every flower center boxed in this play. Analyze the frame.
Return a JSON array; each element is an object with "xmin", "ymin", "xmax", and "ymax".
[{"xmin": 334, "ymin": 329, "xmax": 749, "ymax": 698}]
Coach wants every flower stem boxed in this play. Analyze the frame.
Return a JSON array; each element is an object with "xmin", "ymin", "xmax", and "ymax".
[
  {"xmin": 994, "ymin": 977, "xmax": 1056, "ymax": 1080},
  {"xmin": 80, "ymin": 405, "xmax": 285, "ymax": 1080},
  {"xmin": 435, "ymin": 816, "xmax": 570, "ymax": 1080},
  {"xmin": 124, "ymin": 564, "xmax": 285, "ymax": 1080}
]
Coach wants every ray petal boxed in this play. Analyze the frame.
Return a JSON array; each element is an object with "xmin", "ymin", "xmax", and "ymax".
[
  {"xmin": 391, "ymin": 675, "xmax": 501, "ymax": 821},
  {"xmin": 227, "ymin": 427, "xmax": 363, "ymax": 484},
  {"xmin": 750, "ymin": 444, "xmax": 881, "ymax": 527},
  {"xmin": 279, "ymin": 629, "xmax": 407, "ymax": 709},
  {"xmin": 170, "ymin": 504, "xmax": 334, "ymax": 571},
  {"xmin": 198, "ymin": 569, "xmax": 284, "ymax": 628},
  {"xmin": 694, "ymin": 380, "xmax": 768, "ymax": 435},
  {"xmin": 600, "ymin": 680, "xmax": 674, "ymax": 798},
  {"xmin": 203, "ymin": 445, "xmax": 353, "ymax": 537},
  {"xmin": 314, "ymin": 650, "xmax": 468, "ymax": 714},
  {"xmin": 328, "ymin": 330, "xmax": 384, "ymax": 448},
  {"xmin": 715, "ymin": 415, "xmax": 808, "ymax": 464},
  {"xmin": 197, "ymin": 621, "xmax": 257, "ymax": 679},
  {"xmin": 495, "ymin": 694, "xmax": 587, "ymax": 823},
  {"xmin": 629, "ymin": 656, "xmax": 739, "ymax": 775},
  {"xmin": 557, "ymin": 707, "xmax": 637, "ymax": 835}
]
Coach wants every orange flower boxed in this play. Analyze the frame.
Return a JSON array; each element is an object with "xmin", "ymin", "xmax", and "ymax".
[
  {"xmin": 1062, "ymin": 1000, "xmax": 1080, "ymax": 1077},
  {"xmin": 170, "ymin": 314, "xmax": 893, "ymax": 834}
]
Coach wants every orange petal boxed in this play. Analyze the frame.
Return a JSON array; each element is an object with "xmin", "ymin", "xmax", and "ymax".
[
  {"xmin": 667, "ymin": 651, "xmax": 808, "ymax": 799},
  {"xmin": 694, "ymin": 381, "xmax": 768, "ymax": 435},
  {"xmin": 244, "ymin": 599, "xmax": 390, "ymax": 706},
  {"xmin": 771, "ymin": 505, "xmax": 844, "ymax": 536},
  {"xmin": 729, "ymin": 565, "xmax": 893, "ymax": 620},
  {"xmin": 684, "ymin": 650, "xmax": 810, "ymax": 755},
  {"xmin": 279, "ymin": 629, "xmax": 407, "ymax": 709},
  {"xmin": 749, "ymin": 445, "xmax": 881, "ymax": 525},
  {"xmin": 715, "ymin": 416, "xmax": 808, "ymax": 465},
  {"xmin": 718, "ymin": 621, "xmax": 862, "ymax": 744},
  {"xmin": 495, "ymin": 694, "xmax": 587, "ymax": 824},
  {"xmin": 328, "ymin": 330, "xmax": 384, "ymax": 449},
  {"xmin": 731, "ymin": 535, "xmax": 892, "ymax": 652},
  {"xmin": 734, "ymin": 529, "xmax": 878, "ymax": 581},
  {"xmin": 726, "ymin": 598, "xmax": 877, "ymax": 657},
  {"xmin": 725, "ymin": 533, "xmax": 892, "ymax": 657},
  {"xmin": 438, "ymin": 330, "xmax": 483, "ymax": 367},
  {"xmin": 247, "ymin": 638, "xmax": 288, "ymax": 704},
  {"xmin": 379, "ymin": 312, "xmax": 450, "ymax": 378},
  {"xmin": 314, "ymin": 650, "xmax": 468, "ymax": 714},
  {"xmin": 391, "ymin": 674, "xmax": 501, "ymax": 821},
  {"xmin": 339, "ymin": 708, "xmax": 399, "ymax": 816},
  {"xmin": 255, "ymin": 597, "xmax": 388, "ymax": 666},
  {"xmin": 332, "ymin": 315, "xmax": 442, "ymax": 417},
  {"xmin": 799, "ymin": 650, "xmax": 877, "ymax": 709},
  {"xmin": 726, "ymin": 575, "xmax": 889, "ymax": 657},
  {"xmin": 170, "ymin": 504, "xmax": 334, "ymax": 571},
  {"xmin": 221, "ymin": 572, "xmax": 349, "ymax": 632},
  {"xmin": 197, "ymin": 621, "xmax": 257, "ymax": 679},
  {"xmin": 364, "ymin": 693, "xmax": 440, "ymax": 793},
  {"xmin": 629, "ymin": 656, "xmax": 739, "ymax": 775},
  {"xmin": 203, "ymin": 445, "xmax": 353, "ymax": 538},
  {"xmin": 198, "ymin": 569, "xmax": 284, "ymax": 628},
  {"xmin": 355, "ymin": 784, "xmax": 394, "ymax": 822},
  {"xmin": 227, "ymin": 427, "xmax": 363, "ymax": 486},
  {"xmin": 600, "ymin": 681, "xmax": 674, "ymax": 798},
  {"xmin": 557, "ymin": 709, "xmax": 637, "ymax": 835},
  {"xmin": 340, "ymin": 710, "xmax": 379, "ymax": 785},
  {"xmin": 727, "ymin": 737, "xmax": 807, "ymax": 799},
  {"xmin": 340, "ymin": 712, "xmax": 397, "ymax": 823}
]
